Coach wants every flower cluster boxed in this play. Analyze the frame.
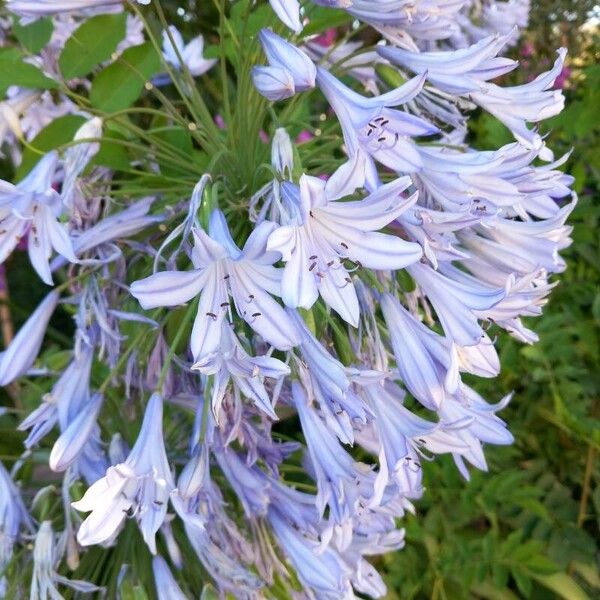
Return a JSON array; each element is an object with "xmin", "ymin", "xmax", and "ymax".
[{"xmin": 0, "ymin": 0, "xmax": 573, "ymax": 597}]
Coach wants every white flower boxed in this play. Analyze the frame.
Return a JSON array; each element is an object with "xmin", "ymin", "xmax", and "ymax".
[{"xmin": 72, "ymin": 393, "xmax": 173, "ymax": 553}]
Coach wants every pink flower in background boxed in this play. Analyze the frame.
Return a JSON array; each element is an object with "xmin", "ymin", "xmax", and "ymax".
[
  {"xmin": 314, "ymin": 28, "xmax": 336, "ymax": 48},
  {"xmin": 554, "ymin": 65, "xmax": 571, "ymax": 89},
  {"xmin": 521, "ymin": 40, "xmax": 534, "ymax": 57},
  {"xmin": 296, "ymin": 130, "xmax": 312, "ymax": 143}
]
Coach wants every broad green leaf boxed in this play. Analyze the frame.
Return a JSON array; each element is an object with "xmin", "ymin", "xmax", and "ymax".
[
  {"xmin": 0, "ymin": 48, "xmax": 58, "ymax": 96},
  {"xmin": 16, "ymin": 114, "xmax": 86, "ymax": 180},
  {"xmin": 531, "ymin": 572, "xmax": 590, "ymax": 600},
  {"xmin": 90, "ymin": 42, "xmax": 161, "ymax": 113},
  {"xmin": 303, "ymin": 6, "xmax": 353, "ymax": 35},
  {"xmin": 59, "ymin": 13, "xmax": 127, "ymax": 80},
  {"xmin": 13, "ymin": 17, "xmax": 53, "ymax": 54}
]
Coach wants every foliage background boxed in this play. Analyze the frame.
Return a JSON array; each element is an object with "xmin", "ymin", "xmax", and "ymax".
[{"xmin": 0, "ymin": 1, "xmax": 598, "ymax": 599}]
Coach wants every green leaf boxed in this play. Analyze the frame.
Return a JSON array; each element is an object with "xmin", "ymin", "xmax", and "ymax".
[
  {"xmin": 0, "ymin": 48, "xmax": 58, "ymax": 96},
  {"xmin": 511, "ymin": 568, "xmax": 533, "ymax": 598},
  {"xmin": 90, "ymin": 42, "xmax": 161, "ymax": 113},
  {"xmin": 16, "ymin": 114, "xmax": 86, "ymax": 180},
  {"xmin": 376, "ymin": 64, "xmax": 407, "ymax": 89},
  {"xmin": 59, "ymin": 13, "xmax": 126, "ymax": 80},
  {"xmin": 13, "ymin": 17, "xmax": 53, "ymax": 54},
  {"xmin": 530, "ymin": 572, "xmax": 590, "ymax": 600}
]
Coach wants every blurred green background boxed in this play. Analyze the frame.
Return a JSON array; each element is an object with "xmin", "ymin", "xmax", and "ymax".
[{"xmin": 0, "ymin": 1, "xmax": 598, "ymax": 598}]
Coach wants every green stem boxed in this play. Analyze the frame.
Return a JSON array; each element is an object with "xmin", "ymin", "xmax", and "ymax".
[{"xmin": 156, "ymin": 298, "xmax": 199, "ymax": 392}]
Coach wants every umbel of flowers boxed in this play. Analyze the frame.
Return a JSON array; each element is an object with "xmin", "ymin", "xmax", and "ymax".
[{"xmin": 0, "ymin": 0, "xmax": 574, "ymax": 597}]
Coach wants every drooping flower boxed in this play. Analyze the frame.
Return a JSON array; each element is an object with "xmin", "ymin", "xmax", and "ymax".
[
  {"xmin": 152, "ymin": 556, "xmax": 187, "ymax": 600},
  {"xmin": 380, "ymin": 292, "xmax": 459, "ymax": 410},
  {"xmin": 0, "ymin": 461, "xmax": 32, "ymax": 583},
  {"xmin": 408, "ymin": 262, "xmax": 505, "ymax": 346},
  {"xmin": 0, "ymin": 289, "xmax": 59, "ymax": 386},
  {"xmin": 0, "ymin": 151, "xmax": 76, "ymax": 284},
  {"xmin": 469, "ymin": 48, "xmax": 567, "ymax": 158},
  {"xmin": 315, "ymin": 66, "xmax": 437, "ymax": 185},
  {"xmin": 131, "ymin": 208, "xmax": 300, "ymax": 363},
  {"xmin": 291, "ymin": 382, "xmax": 374, "ymax": 530},
  {"xmin": 30, "ymin": 521, "xmax": 102, "ymax": 599},
  {"xmin": 252, "ymin": 29, "xmax": 316, "ymax": 101},
  {"xmin": 268, "ymin": 506, "xmax": 355, "ymax": 600},
  {"xmin": 191, "ymin": 323, "xmax": 290, "ymax": 420},
  {"xmin": 268, "ymin": 0, "xmax": 302, "ymax": 33},
  {"xmin": 377, "ymin": 30, "xmax": 517, "ymax": 95},
  {"xmin": 267, "ymin": 155, "xmax": 422, "ymax": 325},
  {"xmin": 72, "ymin": 393, "xmax": 173, "ymax": 553}
]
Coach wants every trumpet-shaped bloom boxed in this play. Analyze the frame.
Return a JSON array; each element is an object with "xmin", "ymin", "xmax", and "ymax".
[
  {"xmin": 268, "ymin": 507, "xmax": 354, "ymax": 600},
  {"xmin": 316, "ymin": 67, "xmax": 437, "ymax": 182},
  {"xmin": 291, "ymin": 383, "xmax": 373, "ymax": 527},
  {"xmin": 0, "ymin": 152, "xmax": 76, "ymax": 284},
  {"xmin": 380, "ymin": 293, "xmax": 458, "ymax": 409},
  {"xmin": 361, "ymin": 382, "xmax": 469, "ymax": 504},
  {"xmin": 408, "ymin": 263, "xmax": 505, "ymax": 346},
  {"xmin": 0, "ymin": 290, "xmax": 59, "ymax": 386},
  {"xmin": 377, "ymin": 31, "xmax": 517, "ymax": 95},
  {"xmin": 49, "ymin": 392, "xmax": 104, "ymax": 472},
  {"xmin": 470, "ymin": 48, "xmax": 567, "ymax": 158},
  {"xmin": 268, "ymin": 0, "xmax": 302, "ymax": 33},
  {"xmin": 30, "ymin": 521, "xmax": 102, "ymax": 599},
  {"xmin": 152, "ymin": 556, "xmax": 187, "ymax": 600},
  {"xmin": 289, "ymin": 308, "xmax": 379, "ymax": 443},
  {"xmin": 6, "ymin": 0, "xmax": 125, "ymax": 19},
  {"xmin": 267, "ymin": 156, "xmax": 422, "ymax": 325},
  {"xmin": 259, "ymin": 29, "xmax": 315, "ymax": 90},
  {"xmin": 131, "ymin": 208, "xmax": 300, "ymax": 362},
  {"xmin": 192, "ymin": 324, "xmax": 289, "ymax": 420},
  {"xmin": 72, "ymin": 393, "xmax": 173, "ymax": 553}
]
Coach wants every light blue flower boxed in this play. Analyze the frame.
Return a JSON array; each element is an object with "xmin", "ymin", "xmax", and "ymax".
[
  {"xmin": 0, "ymin": 152, "xmax": 76, "ymax": 285},
  {"xmin": 0, "ymin": 289, "xmax": 59, "ymax": 386},
  {"xmin": 267, "ymin": 155, "xmax": 422, "ymax": 325},
  {"xmin": 131, "ymin": 208, "xmax": 300, "ymax": 362}
]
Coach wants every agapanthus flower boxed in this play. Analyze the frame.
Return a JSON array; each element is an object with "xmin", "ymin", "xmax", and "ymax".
[
  {"xmin": 131, "ymin": 207, "xmax": 300, "ymax": 362},
  {"xmin": 315, "ymin": 67, "xmax": 437, "ymax": 184},
  {"xmin": 0, "ymin": 0, "xmax": 576, "ymax": 596},
  {"xmin": 253, "ymin": 29, "xmax": 316, "ymax": 101},
  {"xmin": 30, "ymin": 521, "xmax": 101, "ymax": 599},
  {"xmin": 0, "ymin": 151, "xmax": 77, "ymax": 284},
  {"xmin": 6, "ymin": 0, "xmax": 124, "ymax": 19},
  {"xmin": 72, "ymin": 393, "xmax": 173, "ymax": 552},
  {"xmin": 154, "ymin": 26, "xmax": 216, "ymax": 86},
  {"xmin": 267, "ymin": 155, "xmax": 422, "ymax": 325},
  {"xmin": 0, "ymin": 289, "xmax": 59, "ymax": 386},
  {"xmin": 0, "ymin": 462, "xmax": 32, "ymax": 582},
  {"xmin": 191, "ymin": 323, "xmax": 290, "ymax": 419}
]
